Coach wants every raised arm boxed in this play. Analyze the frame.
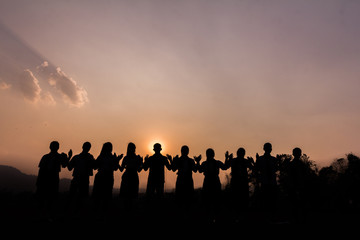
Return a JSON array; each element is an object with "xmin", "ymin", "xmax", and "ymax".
[
  {"xmin": 218, "ymin": 160, "xmax": 228, "ymax": 171},
  {"xmin": 137, "ymin": 155, "xmax": 144, "ymax": 172},
  {"xmin": 67, "ymin": 155, "xmax": 75, "ymax": 171},
  {"xmin": 61, "ymin": 149, "xmax": 72, "ymax": 168},
  {"xmin": 224, "ymin": 151, "xmax": 232, "ymax": 170},
  {"xmin": 119, "ymin": 156, "xmax": 126, "ymax": 172},
  {"xmin": 195, "ymin": 155, "xmax": 203, "ymax": 173},
  {"xmin": 113, "ymin": 153, "xmax": 124, "ymax": 171},
  {"xmin": 164, "ymin": 155, "xmax": 172, "ymax": 171},
  {"xmin": 170, "ymin": 155, "xmax": 179, "ymax": 172},
  {"xmin": 247, "ymin": 156, "xmax": 255, "ymax": 170},
  {"xmin": 191, "ymin": 156, "xmax": 199, "ymax": 173},
  {"xmin": 143, "ymin": 155, "xmax": 150, "ymax": 171}
]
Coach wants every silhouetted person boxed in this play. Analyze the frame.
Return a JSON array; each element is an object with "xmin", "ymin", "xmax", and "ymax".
[
  {"xmin": 143, "ymin": 143, "xmax": 171, "ymax": 199},
  {"xmin": 198, "ymin": 148, "xmax": 227, "ymax": 221},
  {"xmin": 255, "ymin": 142, "xmax": 278, "ymax": 212},
  {"xmin": 169, "ymin": 145, "xmax": 199, "ymax": 203},
  {"xmin": 68, "ymin": 142, "xmax": 95, "ymax": 206},
  {"xmin": 225, "ymin": 148, "xmax": 254, "ymax": 210},
  {"xmin": 287, "ymin": 147, "xmax": 308, "ymax": 223},
  {"xmin": 119, "ymin": 142, "xmax": 143, "ymax": 206},
  {"xmin": 36, "ymin": 141, "xmax": 72, "ymax": 211},
  {"xmin": 92, "ymin": 142, "xmax": 123, "ymax": 210}
]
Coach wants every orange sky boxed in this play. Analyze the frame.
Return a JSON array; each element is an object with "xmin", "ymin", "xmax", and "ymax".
[{"xmin": 1, "ymin": 0, "xmax": 360, "ymax": 190}]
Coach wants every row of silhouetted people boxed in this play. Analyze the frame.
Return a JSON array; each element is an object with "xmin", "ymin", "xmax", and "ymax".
[{"xmin": 36, "ymin": 141, "xmax": 307, "ymax": 215}]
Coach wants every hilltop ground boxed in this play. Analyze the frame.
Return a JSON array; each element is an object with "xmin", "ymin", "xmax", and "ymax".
[{"xmin": 1, "ymin": 189, "xmax": 360, "ymax": 227}]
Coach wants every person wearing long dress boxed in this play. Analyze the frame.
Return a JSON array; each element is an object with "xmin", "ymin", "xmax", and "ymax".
[
  {"xmin": 225, "ymin": 148, "xmax": 254, "ymax": 211},
  {"xmin": 197, "ymin": 148, "xmax": 227, "ymax": 222},
  {"xmin": 169, "ymin": 145, "xmax": 199, "ymax": 203},
  {"xmin": 92, "ymin": 142, "xmax": 123, "ymax": 209},
  {"xmin": 119, "ymin": 142, "xmax": 143, "ymax": 205}
]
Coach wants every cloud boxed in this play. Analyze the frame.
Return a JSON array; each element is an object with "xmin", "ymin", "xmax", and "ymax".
[
  {"xmin": 0, "ymin": 59, "xmax": 89, "ymax": 107},
  {"xmin": 17, "ymin": 69, "xmax": 42, "ymax": 103},
  {"xmin": 0, "ymin": 69, "xmax": 57, "ymax": 106},
  {"xmin": 45, "ymin": 65, "xmax": 88, "ymax": 107},
  {"xmin": 0, "ymin": 81, "xmax": 11, "ymax": 90},
  {"xmin": 0, "ymin": 23, "xmax": 88, "ymax": 108},
  {"xmin": 41, "ymin": 91, "xmax": 56, "ymax": 106}
]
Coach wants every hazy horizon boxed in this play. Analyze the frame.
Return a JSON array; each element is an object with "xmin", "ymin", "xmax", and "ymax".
[{"xmin": 1, "ymin": 0, "xmax": 360, "ymax": 190}]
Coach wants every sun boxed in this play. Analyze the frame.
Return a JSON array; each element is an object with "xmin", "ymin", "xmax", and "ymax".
[{"xmin": 148, "ymin": 139, "xmax": 165, "ymax": 153}]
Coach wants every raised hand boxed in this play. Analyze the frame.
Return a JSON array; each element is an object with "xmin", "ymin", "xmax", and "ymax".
[
  {"xmin": 114, "ymin": 153, "xmax": 124, "ymax": 160},
  {"xmin": 247, "ymin": 156, "xmax": 255, "ymax": 166},
  {"xmin": 194, "ymin": 154, "xmax": 202, "ymax": 163},
  {"xmin": 68, "ymin": 149, "xmax": 73, "ymax": 159},
  {"xmin": 166, "ymin": 154, "xmax": 172, "ymax": 161}
]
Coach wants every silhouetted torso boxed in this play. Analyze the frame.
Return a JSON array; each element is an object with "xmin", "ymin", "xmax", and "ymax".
[
  {"xmin": 227, "ymin": 157, "xmax": 253, "ymax": 194},
  {"xmin": 172, "ymin": 155, "xmax": 196, "ymax": 198},
  {"xmin": 68, "ymin": 152, "xmax": 95, "ymax": 197},
  {"xmin": 144, "ymin": 153, "xmax": 171, "ymax": 197},
  {"xmin": 120, "ymin": 154, "xmax": 143, "ymax": 199},
  {"xmin": 229, "ymin": 158, "xmax": 251, "ymax": 182},
  {"xmin": 287, "ymin": 158, "xmax": 307, "ymax": 192},
  {"xmin": 199, "ymin": 158, "xmax": 226, "ymax": 196},
  {"xmin": 256, "ymin": 154, "xmax": 278, "ymax": 187},
  {"xmin": 92, "ymin": 153, "xmax": 120, "ymax": 202},
  {"xmin": 36, "ymin": 152, "xmax": 68, "ymax": 197},
  {"xmin": 255, "ymin": 151, "xmax": 278, "ymax": 210}
]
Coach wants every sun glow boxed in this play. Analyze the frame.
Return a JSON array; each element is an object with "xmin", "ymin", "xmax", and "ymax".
[{"xmin": 147, "ymin": 139, "xmax": 165, "ymax": 154}]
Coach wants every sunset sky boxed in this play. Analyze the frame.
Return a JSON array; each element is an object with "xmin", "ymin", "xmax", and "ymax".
[{"xmin": 1, "ymin": 0, "xmax": 360, "ymax": 190}]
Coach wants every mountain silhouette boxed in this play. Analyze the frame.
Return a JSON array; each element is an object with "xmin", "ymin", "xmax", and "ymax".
[{"xmin": 0, "ymin": 165, "xmax": 71, "ymax": 193}]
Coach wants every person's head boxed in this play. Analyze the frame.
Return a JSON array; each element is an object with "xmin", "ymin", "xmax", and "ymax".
[
  {"xmin": 292, "ymin": 147, "xmax": 302, "ymax": 159},
  {"xmin": 82, "ymin": 142, "xmax": 91, "ymax": 153},
  {"xmin": 181, "ymin": 145, "xmax": 189, "ymax": 157},
  {"xmin": 49, "ymin": 141, "xmax": 59, "ymax": 153},
  {"xmin": 100, "ymin": 142, "xmax": 113, "ymax": 156},
  {"xmin": 127, "ymin": 142, "xmax": 136, "ymax": 156},
  {"xmin": 237, "ymin": 148, "xmax": 246, "ymax": 158},
  {"xmin": 206, "ymin": 148, "xmax": 215, "ymax": 159},
  {"xmin": 153, "ymin": 143, "xmax": 162, "ymax": 154},
  {"xmin": 263, "ymin": 142, "xmax": 272, "ymax": 154}
]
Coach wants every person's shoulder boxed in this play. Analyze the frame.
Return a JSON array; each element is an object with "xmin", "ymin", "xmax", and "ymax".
[
  {"xmin": 39, "ymin": 153, "xmax": 50, "ymax": 165},
  {"xmin": 41, "ymin": 153, "xmax": 51, "ymax": 159},
  {"xmin": 72, "ymin": 153, "xmax": 81, "ymax": 159},
  {"xmin": 200, "ymin": 160, "xmax": 208, "ymax": 166}
]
